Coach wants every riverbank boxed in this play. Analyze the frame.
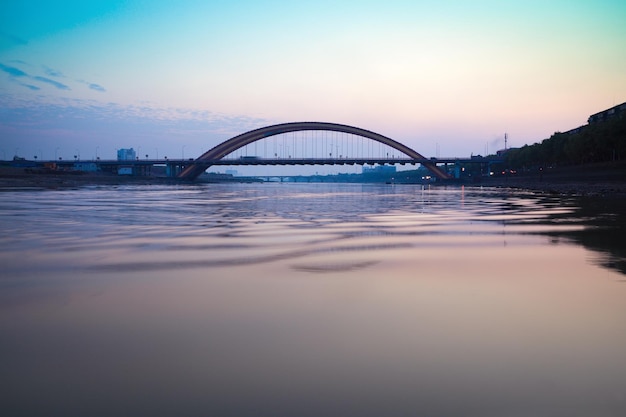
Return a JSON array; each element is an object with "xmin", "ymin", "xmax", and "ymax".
[
  {"xmin": 1, "ymin": 162, "xmax": 625, "ymax": 197},
  {"xmin": 0, "ymin": 167, "xmax": 177, "ymax": 189},
  {"xmin": 0, "ymin": 166, "xmax": 263, "ymax": 189},
  {"xmin": 478, "ymin": 161, "xmax": 626, "ymax": 198}
]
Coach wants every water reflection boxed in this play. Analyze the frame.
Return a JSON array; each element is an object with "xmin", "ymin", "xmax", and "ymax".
[
  {"xmin": 1, "ymin": 183, "xmax": 625, "ymax": 416},
  {"xmin": 524, "ymin": 195, "xmax": 626, "ymax": 276}
]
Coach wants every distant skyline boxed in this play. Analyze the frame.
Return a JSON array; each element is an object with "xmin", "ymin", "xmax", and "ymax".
[{"xmin": 1, "ymin": 0, "xmax": 625, "ymax": 166}]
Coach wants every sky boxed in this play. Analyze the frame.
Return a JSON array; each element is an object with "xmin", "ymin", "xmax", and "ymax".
[{"xmin": 1, "ymin": 0, "xmax": 625, "ymax": 166}]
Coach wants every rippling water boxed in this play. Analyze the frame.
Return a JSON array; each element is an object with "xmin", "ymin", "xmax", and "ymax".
[{"xmin": 1, "ymin": 183, "xmax": 625, "ymax": 416}]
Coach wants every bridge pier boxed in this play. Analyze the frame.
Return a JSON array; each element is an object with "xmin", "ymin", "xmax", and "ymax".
[{"xmin": 166, "ymin": 162, "xmax": 188, "ymax": 177}]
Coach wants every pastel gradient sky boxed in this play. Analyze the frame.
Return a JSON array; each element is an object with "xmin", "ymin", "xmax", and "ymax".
[{"xmin": 1, "ymin": 0, "xmax": 625, "ymax": 162}]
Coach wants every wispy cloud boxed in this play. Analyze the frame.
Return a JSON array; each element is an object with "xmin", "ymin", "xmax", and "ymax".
[
  {"xmin": 19, "ymin": 83, "xmax": 41, "ymax": 91},
  {"xmin": 43, "ymin": 66, "xmax": 64, "ymax": 77},
  {"xmin": 0, "ymin": 31, "xmax": 27, "ymax": 46},
  {"xmin": 88, "ymin": 83, "xmax": 106, "ymax": 93},
  {"xmin": 32, "ymin": 76, "xmax": 71, "ymax": 90},
  {"xmin": 2, "ymin": 61, "xmax": 107, "ymax": 94},
  {"xmin": 0, "ymin": 63, "xmax": 28, "ymax": 77},
  {"xmin": 1, "ymin": 62, "xmax": 72, "ymax": 91},
  {"xmin": 75, "ymin": 78, "xmax": 107, "ymax": 93},
  {"xmin": 0, "ymin": 96, "xmax": 270, "ymax": 160}
]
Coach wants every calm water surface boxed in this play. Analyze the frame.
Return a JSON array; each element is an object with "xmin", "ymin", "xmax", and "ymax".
[{"xmin": 1, "ymin": 183, "xmax": 625, "ymax": 416}]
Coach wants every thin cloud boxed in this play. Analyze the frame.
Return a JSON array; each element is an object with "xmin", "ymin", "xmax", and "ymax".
[
  {"xmin": 1, "ymin": 62, "xmax": 69, "ymax": 91},
  {"xmin": 88, "ymin": 83, "xmax": 106, "ymax": 92},
  {"xmin": 1, "ymin": 62, "xmax": 88, "ymax": 92},
  {"xmin": 0, "ymin": 97, "xmax": 270, "ymax": 162},
  {"xmin": 43, "ymin": 66, "xmax": 64, "ymax": 77},
  {"xmin": 0, "ymin": 63, "xmax": 28, "ymax": 77},
  {"xmin": 76, "ymin": 78, "xmax": 107, "ymax": 93},
  {"xmin": 19, "ymin": 83, "xmax": 41, "ymax": 91},
  {"xmin": 32, "ymin": 76, "xmax": 71, "ymax": 90},
  {"xmin": 0, "ymin": 31, "xmax": 27, "ymax": 46}
]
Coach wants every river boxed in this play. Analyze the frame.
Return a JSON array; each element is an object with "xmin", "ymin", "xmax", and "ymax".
[{"xmin": 1, "ymin": 183, "xmax": 625, "ymax": 416}]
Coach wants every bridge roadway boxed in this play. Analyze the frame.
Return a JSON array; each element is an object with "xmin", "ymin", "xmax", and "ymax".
[
  {"xmin": 49, "ymin": 156, "xmax": 496, "ymax": 165},
  {"xmin": 188, "ymin": 157, "xmax": 499, "ymax": 166},
  {"xmin": 45, "ymin": 156, "xmax": 501, "ymax": 177},
  {"xmin": 48, "ymin": 156, "xmax": 498, "ymax": 167}
]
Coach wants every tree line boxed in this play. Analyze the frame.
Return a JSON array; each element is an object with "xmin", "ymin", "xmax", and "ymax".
[{"xmin": 504, "ymin": 115, "xmax": 626, "ymax": 169}]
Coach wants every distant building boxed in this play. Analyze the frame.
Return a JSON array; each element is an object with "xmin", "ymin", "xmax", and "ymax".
[
  {"xmin": 496, "ymin": 148, "xmax": 517, "ymax": 157},
  {"xmin": 588, "ymin": 102, "xmax": 626, "ymax": 124},
  {"xmin": 362, "ymin": 165, "xmax": 396, "ymax": 174},
  {"xmin": 117, "ymin": 148, "xmax": 137, "ymax": 161}
]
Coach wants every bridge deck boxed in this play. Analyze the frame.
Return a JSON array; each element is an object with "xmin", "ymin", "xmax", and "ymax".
[
  {"xmin": 183, "ymin": 157, "xmax": 500, "ymax": 166},
  {"xmin": 33, "ymin": 156, "xmax": 501, "ymax": 168}
]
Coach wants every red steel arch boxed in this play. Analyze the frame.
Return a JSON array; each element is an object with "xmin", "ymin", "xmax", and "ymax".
[{"xmin": 178, "ymin": 122, "xmax": 451, "ymax": 180}]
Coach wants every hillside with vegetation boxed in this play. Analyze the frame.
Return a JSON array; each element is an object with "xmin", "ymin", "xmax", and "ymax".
[
  {"xmin": 475, "ymin": 109, "xmax": 626, "ymax": 197},
  {"xmin": 505, "ymin": 114, "xmax": 626, "ymax": 169}
]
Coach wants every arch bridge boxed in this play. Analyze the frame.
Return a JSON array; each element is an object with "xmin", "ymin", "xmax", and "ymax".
[{"xmin": 177, "ymin": 122, "xmax": 452, "ymax": 180}]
